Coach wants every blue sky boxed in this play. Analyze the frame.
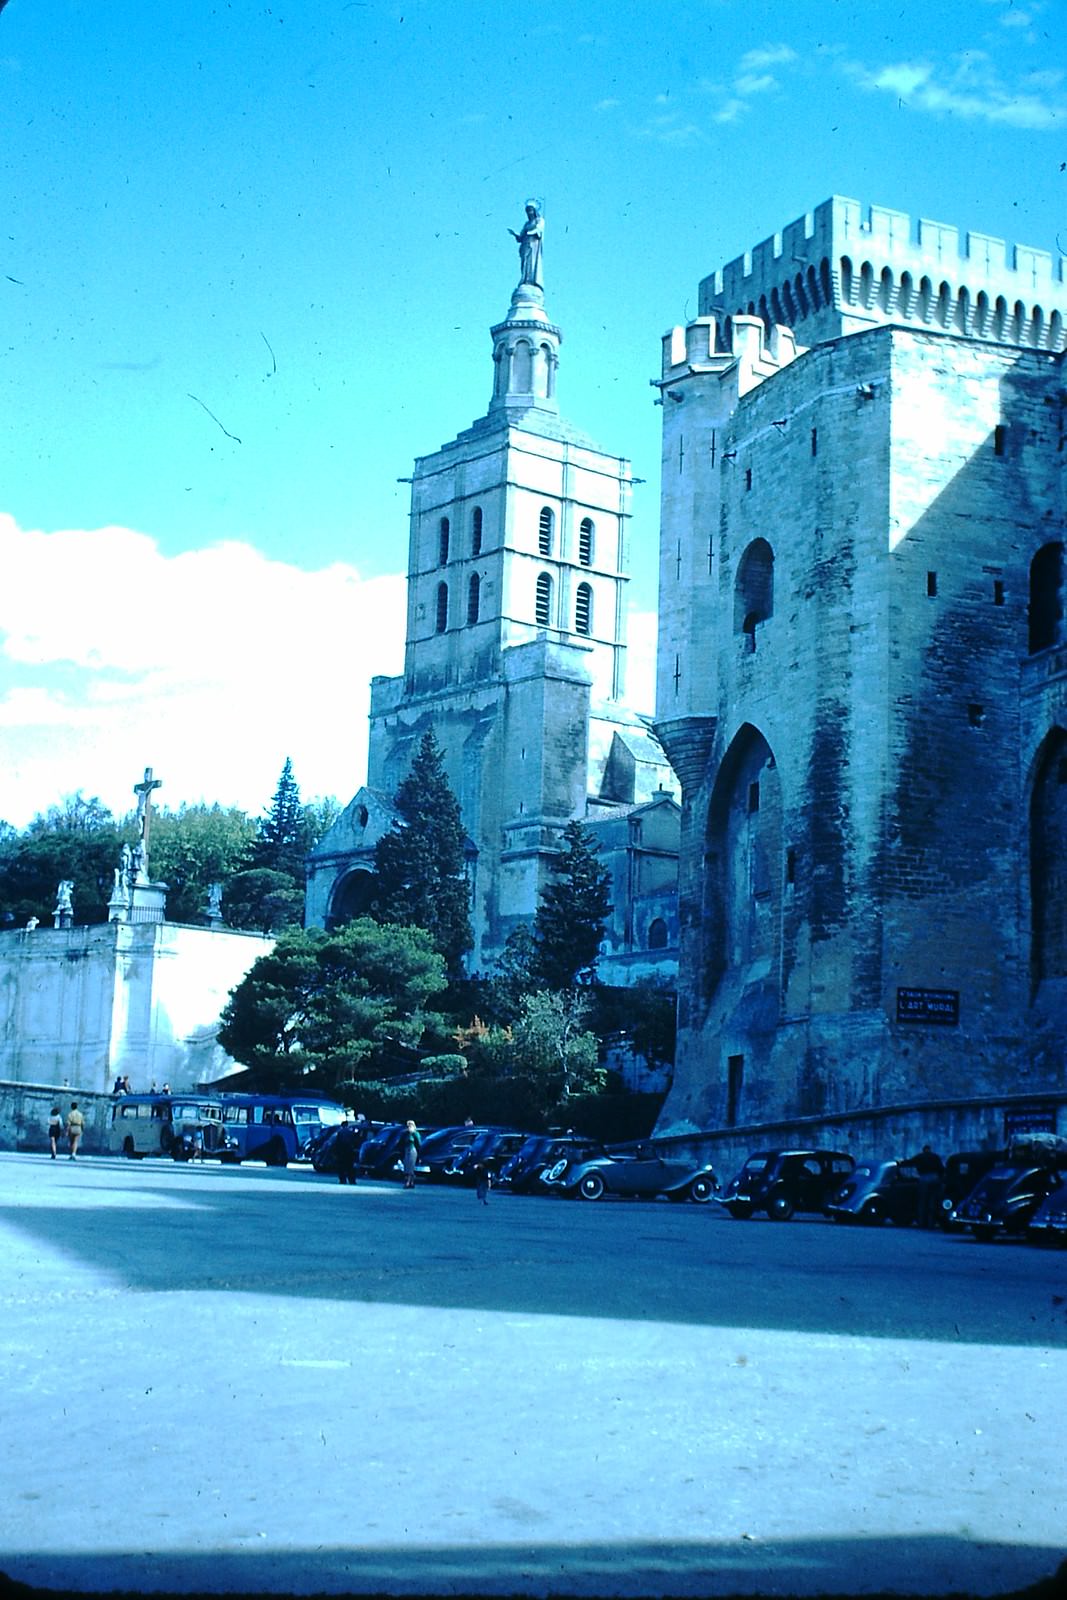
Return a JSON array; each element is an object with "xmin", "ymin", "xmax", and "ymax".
[{"xmin": 1, "ymin": 0, "xmax": 1064, "ymax": 828}]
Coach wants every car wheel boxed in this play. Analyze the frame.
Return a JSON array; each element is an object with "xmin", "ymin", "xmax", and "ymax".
[
  {"xmin": 860, "ymin": 1201, "xmax": 882, "ymax": 1226},
  {"xmin": 545, "ymin": 1159, "xmax": 568, "ymax": 1182},
  {"xmin": 688, "ymin": 1176, "xmax": 715, "ymax": 1204},
  {"xmin": 265, "ymin": 1138, "xmax": 288, "ymax": 1168},
  {"xmin": 767, "ymin": 1192, "xmax": 794, "ymax": 1221},
  {"xmin": 972, "ymin": 1225, "xmax": 996, "ymax": 1243},
  {"xmin": 578, "ymin": 1172, "xmax": 605, "ymax": 1200},
  {"xmin": 728, "ymin": 1204, "xmax": 753, "ymax": 1220},
  {"xmin": 160, "ymin": 1124, "xmax": 175, "ymax": 1154}
]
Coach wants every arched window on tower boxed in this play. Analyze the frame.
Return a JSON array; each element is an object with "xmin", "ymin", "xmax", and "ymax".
[
  {"xmin": 467, "ymin": 572, "xmax": 480, "ymax": 625},
  {"xmin": 1029, "ymin": 543, "xmax": 1064, "ymax": 654},
  {"xmin": 993, "ymin": 296, "xmax": 1008, "ymax": 340},
  {"xmin": 575, "ymin": 582, "xmax": 593, "ymax": 636},
  {"xmin": 735, "ymin": 538, "xmax": 774, "ymax": 652},
  {"xmin": 535, "ymin": 571, "xmax": 553, "ymax": 627},
  {"xmin": 471, "ymin": 505, "xmax": 483, "ymax": 557},
  {"xmin": 647, "ymin": 917, "xmax": 668, "ymax": 951},
  {"xmin": 438, "ymin": 517, "xmax": 450, "ymax": 566},
  {"xmin": 975, "ymin": 291, "xmax": 990, "ymax": 337},
  {"xmin": 538, "ymin": 506, "xmax": 554, "ymax": 556},
  {"xmin": 578, "ymin": 518, "xmax": 594, "ymax": 567},
  {"xmin": 435, "ymin": 582, "xmax": 448, "ymax": 634}
]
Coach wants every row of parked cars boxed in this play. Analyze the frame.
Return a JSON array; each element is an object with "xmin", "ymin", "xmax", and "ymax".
[{"xmin": 304, "ymin": 1120, "xmax": 1067, "ymax": 1242}]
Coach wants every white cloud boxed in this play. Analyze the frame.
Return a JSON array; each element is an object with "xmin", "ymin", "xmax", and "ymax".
[
  {"xmin": 734, "ymin": 72, "xmax": 777, "ymax": 96},
  {"xmin": 846, "ymin": 52, "xmax": 1065, "ymax": 128},
  {"xmin": 0, "ymin": 514, "xmax": 406, "ymax": 828},
  {"xmin": 738, "ymin": 45, "xmax": 797, "ymax": 73}
]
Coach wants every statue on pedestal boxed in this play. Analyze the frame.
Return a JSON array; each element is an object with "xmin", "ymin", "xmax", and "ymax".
[{"xmin": 508, "ymin": 200, "xmax": 544, "ymax": 291}]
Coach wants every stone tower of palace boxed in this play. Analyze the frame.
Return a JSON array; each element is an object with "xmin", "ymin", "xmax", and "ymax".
[
  {"xmin": 307, "ymin": 216, "xmax": 679, "ymax": 978},
  {"xmin": 654, "ymin": 196, "xmax": 1067, "ymax": 1135}
]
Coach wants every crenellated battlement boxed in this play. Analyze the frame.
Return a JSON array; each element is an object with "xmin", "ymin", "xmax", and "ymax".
[
  {"xmin": 697, "ymin": 196, "xmax": 1066, "ymax": 353},
  {"xmin": 657, "ymin": 312, "xmax": 805, "ymax": 399}
]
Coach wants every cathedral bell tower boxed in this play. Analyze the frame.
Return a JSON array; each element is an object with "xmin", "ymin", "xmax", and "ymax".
[{"xmin": 308, "ymin": 203, "xmax": 676, "ymax": 972}]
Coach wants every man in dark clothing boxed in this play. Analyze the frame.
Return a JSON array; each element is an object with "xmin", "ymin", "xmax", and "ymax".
[
  {"xmin": 334, "ymin": 1118, "xmax": 359, "ymax": 1186},
  {"xmin": 909, "ymin": 1144, "xmax": 945, "ymax": 1228}
]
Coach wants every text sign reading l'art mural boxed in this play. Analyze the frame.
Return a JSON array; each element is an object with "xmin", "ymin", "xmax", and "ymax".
[{"xmin": 896, "ymin": 987, "xmax": 960, "ymax": 1026}]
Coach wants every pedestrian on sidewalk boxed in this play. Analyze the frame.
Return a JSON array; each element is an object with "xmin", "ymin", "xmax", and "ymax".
[
  {"xmin": 401, "ymin": 1120, "xmax": 421, "ymax": 1188},
  {"xmin": 909, "ymin": 1144, "xmax": 945, "ymax": 1228},
  {"xmin": 66, "ymin": 1102, "xmax": 85, "ymax": 1160},
  {"xmin": 47, "ymin": 1107, "xmax": 63, "ymax": 1159},
  {"xmin": 334, "ymin": 1116, "xmax": 359, "ymax": 1186},
  {"xmin": 474, "ymin": 1162, "xmax": 491, "ymax": 1206}
]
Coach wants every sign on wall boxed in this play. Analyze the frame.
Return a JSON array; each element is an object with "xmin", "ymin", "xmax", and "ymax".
[{"xmin": 896, "ymin": 987, "xmax": 960, "ymax": 1026}]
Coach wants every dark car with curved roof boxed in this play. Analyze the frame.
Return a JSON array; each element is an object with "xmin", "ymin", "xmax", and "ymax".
[
  {"xmin": 540, "ymin": 1143, "xmax": 717, "ymax": 1203},
  {"xmin": 826, "ymin": 1160, "xmax": 922, "ymax": 1226},
  {"xmin": 497, "ymin": 1134, "xmax": 611, "ymax": 1193},
  {"xmin": 716, "ymin": 1149, "xmax": 854, "ymax": 1221}
]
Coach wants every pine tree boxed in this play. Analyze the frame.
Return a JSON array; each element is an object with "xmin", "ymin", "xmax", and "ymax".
[
  {"xmin": 250, "ymin": 758, "xmax": 305, "ymax": 879},
  {"xmin": 534, "ymin": 819, "xmax": 611, "ymax": 989},
  {"xmin": 373, "ymin": 730, "xmax": 473, "ymax": 979}
]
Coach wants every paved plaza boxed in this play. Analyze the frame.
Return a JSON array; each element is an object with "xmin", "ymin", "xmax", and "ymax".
[{"xmin": 1, "ymin": 1151, "xmax": 1065, "ymax": 1597}]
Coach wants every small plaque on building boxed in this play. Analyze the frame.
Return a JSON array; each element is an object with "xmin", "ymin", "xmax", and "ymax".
[
  {"xmin": 896, "ymin": 986, "xmax": 960, "ymax": 1026},
  {"xmin": 1004, "ymin": 1103, "xmax": 1058, "ymax": 1140}
]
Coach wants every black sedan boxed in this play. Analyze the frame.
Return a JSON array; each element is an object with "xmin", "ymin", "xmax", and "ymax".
[
  {"xmin": 1028, "ymin": 1178, "xmax": 1067, "ymax": 1245},
  {"xmin": 540, "ymin": 1145, "xmax": 717, "ymax": 1202},
  {"xmin": 716, "ymin": 1149, "xmax": 855, "ymax": 1221},
  {"xmin": 826, "ymin": 1161, "xmax": 922, "ymax": 1226},
  {"xmin": 950, "ymin": 1158, "xmax": 1066, "ymax": 1241},
  {"xmin": 497, "ymin": 1135, "xmax": 611, "ymax": 1193}
]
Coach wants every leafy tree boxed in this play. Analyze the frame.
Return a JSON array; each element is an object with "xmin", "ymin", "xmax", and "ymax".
[
  {"xmin": 302, "ymin": 795, "xmax": 342, "ymax": 852},
  {"xmin": 218, "ymin": 917, "xmax": 447, "ymax": 1089},
  {"xmin": 485, "ymin": 924, "xmax": 539, "ymax": 1024},
  {"xmin": 250, "ymin": 758, "xmax": 306, "ymax": 878},
  {"xmin": 223, "ymin": 868, "xmax": 305, "ymax": 935},
  {"xmin": 0, "ymin": 793, "xmax": 122, "ymax": 926},
  {"xmin": 373, "ymin": 730, "xmax": 473, "ymax": 978},
  {"xmin": 533, "ymin": 819, "xmax": 611, "ymax": 989},
  {"xmin": 149, "ymin": 804, "xmax": 257, "ymax": 924},
  {"xmin": 512, "ymin": 989, "xmax": 604, "ymax": 1103}
]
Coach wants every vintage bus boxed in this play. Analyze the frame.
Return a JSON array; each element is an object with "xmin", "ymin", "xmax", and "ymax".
[
  {"xmin": 217, "ymin": 1094, "xmax": 346, "ymax": 1166},
  {"xmin": 108, "ymin": 1093, "xmax": 226, "ymax": 1159}
]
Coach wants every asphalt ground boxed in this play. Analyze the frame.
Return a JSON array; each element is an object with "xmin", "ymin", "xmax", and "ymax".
[{"xmin": 1, "ymin": 1152, "xmax": 1065, "ymax": 1600}]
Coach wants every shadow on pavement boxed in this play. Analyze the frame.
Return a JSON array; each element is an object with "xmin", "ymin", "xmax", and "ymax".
[
  {"xmin": 4, "ymin": 1164, "xmax": 1067, "ymax": 1345},
  {"xmin": 1, "ymin": 1535, "xmax": 1065, "ymax": 1599}
]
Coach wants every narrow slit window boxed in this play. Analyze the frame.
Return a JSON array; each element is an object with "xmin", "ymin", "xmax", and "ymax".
[
  {"xmin": 435, "ymin": 582, "xmax": 448, "ymax": 633},
  {"xmin": 535, "ymin": 571, "xmax": 552, "ymax": 627},
  {"xmin": 538, "ymin": 506, "xmax": 554, "ymax": 556},
  {"xmin": 578, "ymin": 517, "xmax": 594, "ymax": 567},
  {"xmin": 438, "ymin": 517, "xmax": 450, "ymax": 565},
  {"xmin": 575, "ymin": 582, "xmax": 593, "ymax": 636},
  {"xmin": 471, "ymin": 506, "xmax": 483, "ymax": 557},
  {"xmin": 994, "ymin": 425, "xmax": 1007, "ymax": 457},
  {"xmin": 927, "ymin": 571, "xmax": 938, "ymax": 598},
  {"xmin": 466, "ymin": 572, "xmax": 480, "ymax": 625}
]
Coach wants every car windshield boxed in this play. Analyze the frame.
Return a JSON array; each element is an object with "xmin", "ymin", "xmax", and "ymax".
[{"xmin": 741, "ymin": 1157, "xmax": 769, "ymax": 1174}]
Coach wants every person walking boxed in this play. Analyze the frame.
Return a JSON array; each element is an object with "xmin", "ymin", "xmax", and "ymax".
[
  {"xmin": 474, "ymin": 1161, "xmax": 491, "ymax": 1207},
  {"xmin": 401, "ymin": 1120, "xmax": 421, "ymax": 1189},
  {"xmin": 66, "ymin": 1102, "xmax": 85, "ymax": 1160},
  {"xmin": 47, "ymin": 1106, "xmax": 63, "ymax": 1159}
]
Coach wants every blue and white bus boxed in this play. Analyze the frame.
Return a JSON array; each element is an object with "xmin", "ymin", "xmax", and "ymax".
[{"xmin": 217, "ymin": 1094, "xmax": 346, "ymax": 1166}]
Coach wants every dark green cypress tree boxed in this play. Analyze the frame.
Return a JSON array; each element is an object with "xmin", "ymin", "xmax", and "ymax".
[
  {"xmin": 373, "ymin": 730, "xmax": 473, "ymax": 979},
  {"xmin": 250, "ymin": 758, "xmax": 306, "ymax": 879},
  {"xmin": 533, "ymin": 819, "xmax": 611, "ymax": 989}
]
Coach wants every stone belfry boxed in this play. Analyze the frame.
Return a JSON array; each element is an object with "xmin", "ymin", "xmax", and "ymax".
[{"xmin": 307, "ymin": 203, "xmax": 678, "ymax": 971}]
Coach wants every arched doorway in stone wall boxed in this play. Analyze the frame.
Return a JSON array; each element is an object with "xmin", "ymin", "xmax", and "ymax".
[
  {"xmin": 327, "ymin": 869, "xmax": 376, "ymax": 931},
  {"xmin": 1030, "ymin": 727, "xmax": 1067, "ymax": 991},
  {"xmin": 702, "ymin": 724, "xmax": 783, "ymax": 998}
]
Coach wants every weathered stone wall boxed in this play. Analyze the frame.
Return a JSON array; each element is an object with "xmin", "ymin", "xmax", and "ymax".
[
  {"xmin": 658, "ymin": 321, "xmax": 1066, "ymax": 1136},
  {"xmin": 0, "ymin": 1082, "xmax": 114, "ymax": 1154}
]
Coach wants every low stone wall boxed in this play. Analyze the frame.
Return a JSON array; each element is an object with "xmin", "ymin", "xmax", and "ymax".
[
  {"xmin": 649, "ymin": 1091, "xmax": 1067, "ymax": 1179},
  {"xmin": 0, "ymin": 1081, "xmax": 115, "ymax": 1154}
]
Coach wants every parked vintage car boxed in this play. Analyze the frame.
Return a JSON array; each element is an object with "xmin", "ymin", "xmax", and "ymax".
[
  {"xmin": 826, "ymin": 1160, "xmax": 923, "ymax": 1226},
  {"xmin": 716, "ymin": 1149, "xmax": 855, "ymax": 1220},
  {"xmin": 497, "ymin": 1134, "xmax": 611, "ymax": 1193},
  {"xmin": 937, "ymin": 1150, "xmax": 1002, "ymax": 1225},
  {"xmin": 540, "ymin": 1144, "xmax": 718, "ymax": 1202},
  {"xmin": 950, "ymin": 1153, "xmax": 1067, "ymax": 1241},
  {"xmin": 442, "ymin": 1129, "xmax": 531, "ymax": 1184},
  {"xmin": 1028, "ymin": 1177, "xmax": 1067, "ymax": 1245}
]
